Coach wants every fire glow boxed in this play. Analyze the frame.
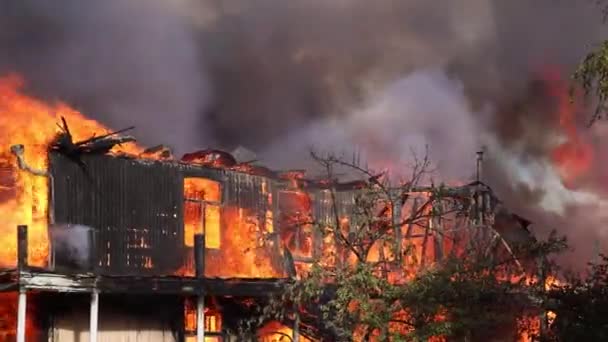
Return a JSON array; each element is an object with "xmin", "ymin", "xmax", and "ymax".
[
  {"xmin": 0, "ymin": 72, "xmax": 562, "ymax": 341},
  {"xmin": 0, "ymin": 74, "xmax": 144, "ymax": 268},
  {"xmin": 545, "ymin": 68, "xmax": 594, "ymax": 188}
]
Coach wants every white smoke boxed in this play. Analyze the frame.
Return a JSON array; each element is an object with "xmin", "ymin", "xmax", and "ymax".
[
  {"xmin": 259, "ymin": 69, "xmax": 485, "ymax": 181},
  {"xmin": 49, "ymin": 224, "xmax": 95, "ymax": 270}
]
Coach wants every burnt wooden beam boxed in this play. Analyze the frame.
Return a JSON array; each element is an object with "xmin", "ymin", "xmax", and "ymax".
[
  {"xmin": 194, "ymin": 234, "xmax": 205, "ymax": 278},
  {"xmin": 17, "ymin": 225, "xmax": 27, "ymax": 271},
  {"xmin": 0, "ymin": 269, "xmax": 18, "ymax": 292},
  {"xmin": 19, "ymin": 271, "xmax": 96, "ymax": 293},
  {"xmin": 14, "ymin": 269, "xmax": 287, "ymax": 296},
  {"xmin": 204, "ymin": 278, "xmax": 286, "ymax": 296}
]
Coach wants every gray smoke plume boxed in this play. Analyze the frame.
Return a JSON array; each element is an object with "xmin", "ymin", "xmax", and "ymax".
[
  {"xmin": 0, "ymin": 0, "xmax": 210, "ymax": 155},
  {"xmin": 2, "ymin": 0, "xmax": 608, "ymax": 267},
  {"xmin": 258, "ymin": 69, "xmax": 484, "ymax": 181}
]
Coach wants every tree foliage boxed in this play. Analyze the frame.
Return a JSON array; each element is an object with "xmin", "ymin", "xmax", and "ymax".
[
  {"xmin": 573, "ymin": 40, "xmax": 608, "ymax": 124},
  {"xmin": 543, "ymin": 255, "xmax": 608, "ymax": 341},
  {"xmin": 235, "ymin": 152, "xmax": 569, "ymax": 342}
]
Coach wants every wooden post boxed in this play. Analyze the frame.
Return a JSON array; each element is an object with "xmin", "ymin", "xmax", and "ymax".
[
  {"xmin": 405, "ymin": 198, "xmax": 418, "ymax": 266},
  {"xmin": 194, "ymin": 233, "xmax": 205, "ymax": 342},
  {"xmin": 194, "ymin": 234, "xmax": 205, "ymax": 278},
  {"xmin": 392, "ymin": 191, "xmax": 403, "ymax": 263},
  {"xmin": 433, "ymin": 202, "xmax": 444, "ymax": 262},
  {"xmin": 90, "ymin": 290, "xmax": 99, "ymax": 342},
  {"xmin": 293, "ymin": 311, "xmax": 300, "ymax": 342},
  {"xmin": 17, "ymin": 225, "xmax": 28, "ymax": 270},
  {"xmin": 420, "ymin": 207, "xmax": 431, "ymax": 270}
]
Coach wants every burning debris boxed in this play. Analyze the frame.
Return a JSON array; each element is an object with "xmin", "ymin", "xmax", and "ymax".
[
  {"xmin": 141, "ymin": 144, "xmax": 174, "ymax": 160},
  {"xmin": 181, "ymin": 149, "xmax": 237, "ymax": 168},
  {"xmin": 51, "ymin": 117, "xmax": 136, "ymax": 159}
]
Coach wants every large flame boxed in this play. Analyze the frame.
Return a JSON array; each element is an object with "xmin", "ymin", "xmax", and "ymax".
[
  {"xmin": 0, "ymin": 72, "xmax": 560, "ymax": 341},
  {"xmin": 0, "ymin": 72, "xmax": 287, "ymax": 281},
  {"xmin": 0, "ymin": 74, "xmax": 142, "ymax": 268},
  {"xmin": 184, "ymin": 178, "xmax": 222, "ymax": 249},
  {"xmin": 205, "ymin": 206, "xmax": 283, "ymax": 278},
  {"xmin": 0, "ymin": 293, "xmax": 37, "ymax": 342},
  {"xmin": 179, "ymin": 180, "xmax": 283, "ymax": 278}
]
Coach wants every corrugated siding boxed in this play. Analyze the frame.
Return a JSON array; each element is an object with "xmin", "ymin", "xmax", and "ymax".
[
  {"xmin": 309, "ymin": 189, "xmax": 356, "ymax": 260},
  {"xmin": 49, "ymin": 153, "xmax": 184, "ymax": 276},
  {"xmin": 180, "ymin": 166, "xmax": 273, "ymax": 217},
  {"xmin": 180, "ymin": 167, "xmax": 282, "ymax": 276},
  {"xmin": 310, "ymin": 189, "xmax": 355, "ymax": 227}
]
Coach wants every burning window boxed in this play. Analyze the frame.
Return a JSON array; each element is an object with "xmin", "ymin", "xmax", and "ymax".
[
  {"xmin": 184, "ymin": 298, "xmax": 222, "ymax": 341},
  {"xmin": 184, "ymin": 178, "xmax": 221, "ymax": 249},
  {"xmin": 258, "ymin": 321, "xmax": 312, "ymax": 342},
  {"xmin": 278, "ymin": 190, "xmax": 314, "ymax": 259}
]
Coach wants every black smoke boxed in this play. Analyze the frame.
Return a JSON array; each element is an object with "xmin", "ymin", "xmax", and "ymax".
[{"xmin": 1, "ymin": 0, "xmax": 608, "ymax": 267}]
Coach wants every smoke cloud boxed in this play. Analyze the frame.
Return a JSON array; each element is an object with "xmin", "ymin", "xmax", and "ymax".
[
  {"xmin": 0, "ymin": 0, "xmax": 210, "ymax": 155},
  {"xmin": 2, "ymin": 0, "xmax": 608, "ymax": 267},
  {"xmin": 49, "ymin": 224, "xmax": 95, "ymax": 270},
  {"xmin": 258, "ymin": 69, "xmax": 484, "ymax": 181}
]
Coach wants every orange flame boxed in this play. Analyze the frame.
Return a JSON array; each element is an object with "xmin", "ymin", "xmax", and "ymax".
[
  {"xmin": 178, "ymin": 203, "xmax": 284, "ymax": 278},
  {"xmin": 0, "ymin": 74, "xmax": 142, "ymax": 268},
  {"xmin": 184, "ymin": 178, "xmax": 222, "ymax": 249},
  {"xmin": 0, "ymin": 292, "xmax": 38, "ymax": 342},
  {"xmin": 258, "ymin": 321, "xmax": 312, "ymax": 342},
  {"xmin": 205, "ymin": 206, "xmax": 283, "ymax": 278},
  {"xmin": 544, "ymin": 69, "xmax": 593, "ymax": 188}
]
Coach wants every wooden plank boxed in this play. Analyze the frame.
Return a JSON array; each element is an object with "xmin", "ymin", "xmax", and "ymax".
[
  {"xmin": 21, "ymin": 273, "xmax": 94, "ymax": 293},
  {"xmin": 15, "ymin": 270, "xmax": 286, "ymax": 296}
]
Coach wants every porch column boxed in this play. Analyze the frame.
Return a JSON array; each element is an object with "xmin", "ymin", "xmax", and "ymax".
[
  {"xmin": 17, "ymin": 289, "xmax": 26, "ymax": 342},
  {"xmin": 194, "ymin": 234, "xmax": 205, "ymax": 342},
  {"xmin": 90, "ymin": 290, "xmax": 99, "ymax": 342},
  {"xmin": 16, "ymin": 225, "xmax": 28, "ymax": 342},
  {"xmin": 197, "ymin": 296, "xmax": 205, "ymax": 342}
]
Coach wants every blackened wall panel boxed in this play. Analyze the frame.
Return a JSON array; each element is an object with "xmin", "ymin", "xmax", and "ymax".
[{"xmin": 50, "ymin": 153, "xmax": 183, "ymax": 276}]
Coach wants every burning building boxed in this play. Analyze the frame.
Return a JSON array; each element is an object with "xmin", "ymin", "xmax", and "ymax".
[
  {"xmin": 0, "ymin": 139, "xmax": 537, "ymax": 341},
  {"xmin": 0, "ymin": 73, "xmax": 539, "ymax": 342}
]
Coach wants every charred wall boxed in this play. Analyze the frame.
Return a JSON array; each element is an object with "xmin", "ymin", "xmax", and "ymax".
[
  {"xmin": 181, "ymin": 164, "xmax": 283, "ymax": 277},
  {"xmin": 49, "ymin": 153, "xmax": 284, "ymax": 277},
  {"xmin": 47, "ymin": 152, "xmax": 533, "ymax": 278},
  {"xmin": 50, "ymin": 153, "xmax": 184, "ymax": 276}
]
